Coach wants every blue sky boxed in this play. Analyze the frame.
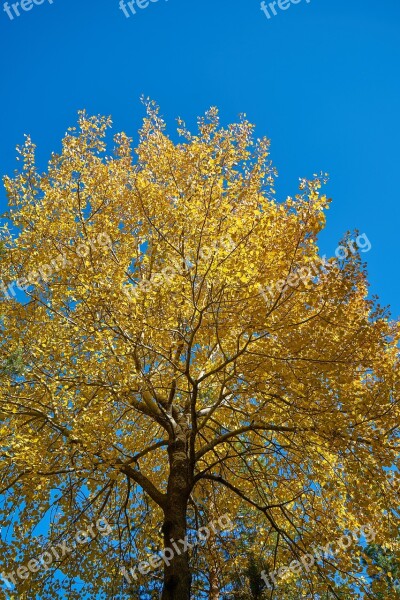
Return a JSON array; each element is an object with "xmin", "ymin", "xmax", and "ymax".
[{"xmin": 1, "ymin": 0, "xmax": 399, "ymax": 315}]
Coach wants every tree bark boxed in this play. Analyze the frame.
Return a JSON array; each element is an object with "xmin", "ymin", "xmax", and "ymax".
[
  {"xmin": 161, "ymin": 435, "xmax": 192, "ymax": 600},
  {"xmin": 208, "ymin": 527, "xmax": 220, "ymax": 600},
  {"xmin": 208, "ymin": 563, "xmax": 220, "ymax": 600}
]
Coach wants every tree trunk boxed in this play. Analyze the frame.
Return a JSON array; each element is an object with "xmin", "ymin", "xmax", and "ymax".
[
  {"xmin": 208, "ymin": 534, "xmax": 220, "ymax": 600},
  {"xmin": 209, "ymin": 563, "xmax": 220, "ymax": 600},
  {"xmin": 161, "ymin": 436, "xmax": 192, "ymax": 600},
  {"xmin": 207, "ymin": 497, "xmax": 220, "ymax": 600}
]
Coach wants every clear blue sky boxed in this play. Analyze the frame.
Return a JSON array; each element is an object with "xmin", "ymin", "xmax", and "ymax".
[{"xmin": 1, "ymin": 0, "xmax": 399, "ymax": 315}]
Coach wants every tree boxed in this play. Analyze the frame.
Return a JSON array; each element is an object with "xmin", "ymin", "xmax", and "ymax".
[
  {"xmin": 362, "ymin": 537, "xmax": 400, "ymax": 598},
  {"xmin": 229, "ymin": 553, "xmax": 267, "ymax": 599},
  {"xmin": 0, "ymin": 101, "xmax": 399, "ymax": 599},
  {"xmin": 220, "ymin": 511, "xmax": 357, "ymax": 600}
]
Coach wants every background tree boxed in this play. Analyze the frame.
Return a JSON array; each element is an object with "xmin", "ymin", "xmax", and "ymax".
[
  {"xmin": 362, "ymin": 536, "xmax": 400, "ymax": 599},
  {"xmin": 0, "ymin": 102, "xmax": 399, "ymax": 599}
]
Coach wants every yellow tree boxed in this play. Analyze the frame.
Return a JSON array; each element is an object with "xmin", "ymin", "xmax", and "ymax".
[{"xmin": 0, "ymin": 102, "xmax": 399, "ymax": 599}]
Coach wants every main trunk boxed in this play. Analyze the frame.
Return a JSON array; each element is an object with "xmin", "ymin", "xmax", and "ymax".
[
  {"xmin": 208, "ymin": 565, "xmax": 220, "ymax": 600},
  {"xmin": 208, "ymin": 527, "xmax": 220, "ymax": 600},
  {"xmin": 161, "ymin": 438, "xmax": 192, "ymax": 600}
]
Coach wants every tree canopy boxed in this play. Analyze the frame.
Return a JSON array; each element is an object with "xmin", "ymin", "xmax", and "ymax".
[{"xmin": 0, "ymin": 102, "xmax": 399, "ymax": 599}]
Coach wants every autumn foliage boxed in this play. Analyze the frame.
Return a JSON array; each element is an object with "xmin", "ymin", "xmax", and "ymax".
[{"xmin": 0, "ymin": 102, "xmax": 399, "ymax": 599}]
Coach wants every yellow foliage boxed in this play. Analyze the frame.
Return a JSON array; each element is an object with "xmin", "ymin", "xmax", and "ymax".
[{"xmin": 0, "ymin": 101, "xmax": 399, "ymax": 598}]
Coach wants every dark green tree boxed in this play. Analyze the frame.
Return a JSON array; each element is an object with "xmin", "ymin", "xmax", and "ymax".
[{"xmin": 363, "ymin": 542, "xmax": 400, "ymax": 599}]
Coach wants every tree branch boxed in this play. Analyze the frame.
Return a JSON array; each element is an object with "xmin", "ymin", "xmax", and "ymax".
[
  {"xmin": 196, "ymin": 423, "xmax": 312, "ymax": 460},
  {"xmin": 118, "ymin": 462, "xmax": 167, "ymax": 509}
]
